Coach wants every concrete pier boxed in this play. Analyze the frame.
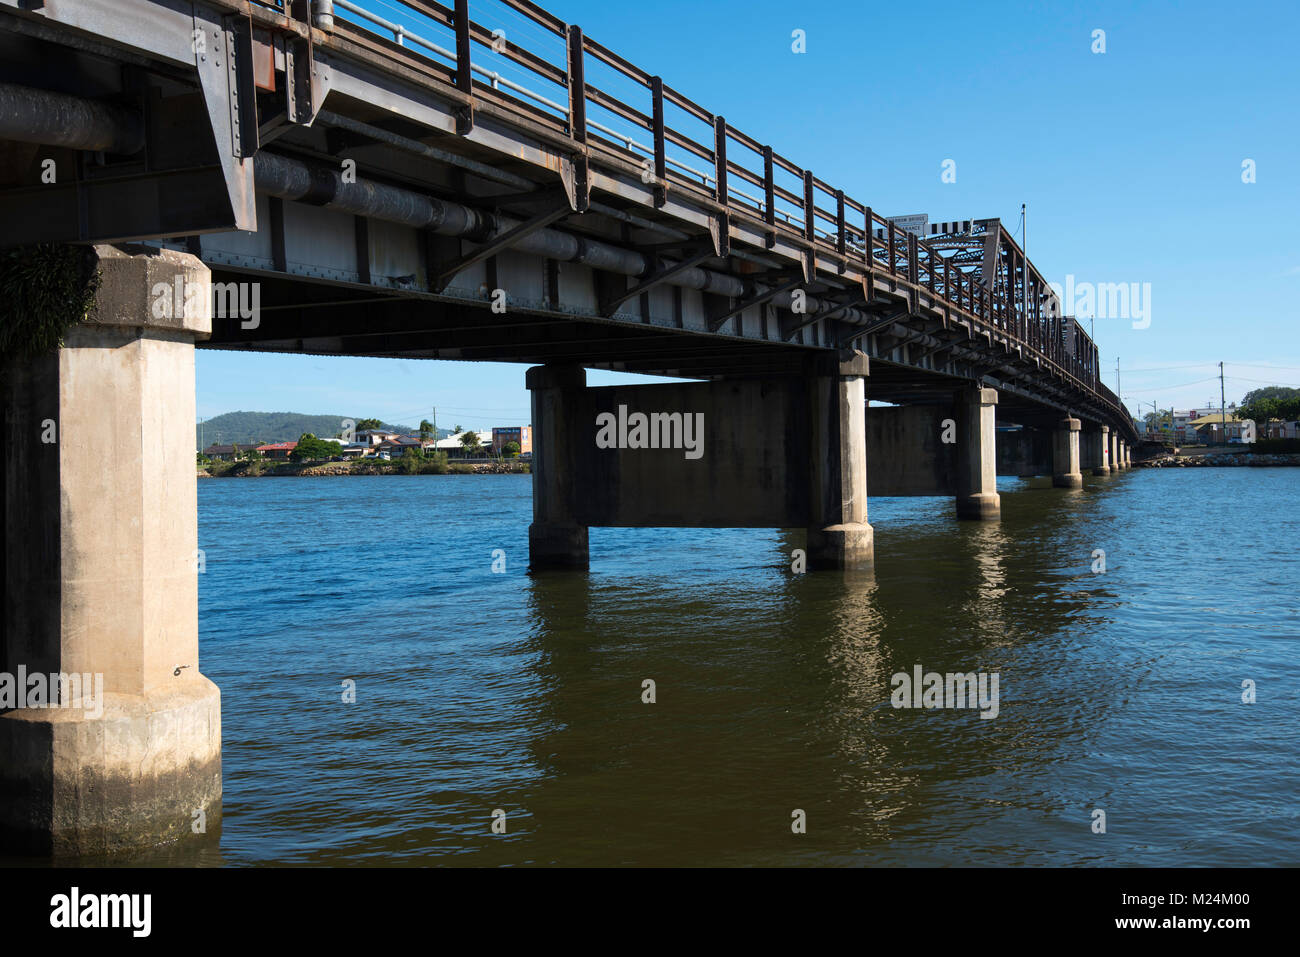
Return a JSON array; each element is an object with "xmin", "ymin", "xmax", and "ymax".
[
  {"xmin": 1, "ymin": 245, "xmax": 222, "ymax": 856},
  {"xmin": 526, "ymin": 352, "xmax": 873, "ymax": 571},
  {"xmin": 953, "ymin": 387, "xmax": 1000, "ymax": 520},
  {"xmin": 1092, "ymin": 425, "xmax": 1111, "ymax": 475},
  {"xmin": 527, "ymin": 364, "xmax": 590, "ymax": 570},
  {"xmin": 806, "ymin": 353, "xmax": 874, "ymax": 568},
  {"xmin": 1109, "ymin": 430, "xmax": 1122, "ymax": 472},
  {"xmin": 1052, "ymin": 417, "xmax": 1083, "ymax": 488}
]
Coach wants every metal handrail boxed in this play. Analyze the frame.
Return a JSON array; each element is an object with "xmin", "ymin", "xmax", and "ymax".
[{"xmin": 319, "ymin": 0, "xmax": 1124, "ymax": 420}]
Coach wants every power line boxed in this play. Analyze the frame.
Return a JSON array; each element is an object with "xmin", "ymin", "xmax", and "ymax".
[
  {"xmin": 1226, "ymin": 375, "xmax": 1300, "ymax": 387},
  {"xmin": 1122, "ymin": 376, "xmax": 1221, "ymax": 394}
]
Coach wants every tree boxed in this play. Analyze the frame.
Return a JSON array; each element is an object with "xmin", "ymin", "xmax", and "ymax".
[
  {"xmin": 355, "ymin": 418, "xmax": 384, "ymax": 431},
  {"xmin": 452, "ymin": 424, "xmax": 464, "ymax": 434},
  {"xmin": 291, "ymin": 433, "xmax": 341, "ymax": 461},
  {"xmin": 1241, "ymin": 386, "xmax": 1300, "ymax": 407},
  {"xmin": 458, "ymin": 431, "xmax": 481, "ymax": 456},
  {"xmin": 1239, "ymin": 395, "xmax": 1300, "ymax": 433},
  {"xmin": 502, "ymin": 440, "xmax": 521, "ymax": 458},
  {"xmin": 397, "ymin": 448, "xmax": 424, "ymax": 473},
  {"xmin": 418, "ymin": 419, "xmax": 434, "ymax": 440},
  {"xmin": 1143, "ymin": 409, "xmax": 1173, "ymax": 435}
]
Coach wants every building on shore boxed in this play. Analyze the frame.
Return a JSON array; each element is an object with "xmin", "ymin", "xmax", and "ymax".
[
  {"xmin": 433, "ymin": 430, "xmax": 488, "ymax": 456},
  {"xmin": 256, "ymin": 441, "xmax": 298, "ymax": 460},
  {"xmin": 353, "ymin": 428, "xmax": 403, "ymax": 448},
  {"xmin": 1189, "ymin": 413, "xmax": 1245, "ymax": 443},
  {"xmin": 201, "ymin": 443, "xmax": 260, "ymax": 460},
  {"xmin": 1261, "ymin": 419, "xmax": 1300, "ymax": 440},
  {"xmin": 374, "ymin": 435, "xmax": 438, "ymax": 458},
  {"xmin": 491, "ymin": 426, "xmax": 532, "ymax": 455}
]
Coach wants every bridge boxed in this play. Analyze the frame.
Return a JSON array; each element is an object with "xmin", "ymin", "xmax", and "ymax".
[{"xmin": 0, "ymin": 0, "xmax": 1137, "ymax": 856}]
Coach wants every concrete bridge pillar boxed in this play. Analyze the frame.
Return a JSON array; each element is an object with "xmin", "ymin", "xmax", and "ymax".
[
  {"xmin": 953, "ymin": 387, "xmax": 1000, "ymax": 520},
  {"xmin": 1, "ymin": 245, "xmax": 221, "ymax": 856},
  {"xmin": 806, "ymin": 353, "xmax": 874, "ymax": 569},
  {"xmin": 1092, "ymin": 425, "xmax": 1111, "ymax": 475},
  {"xmin": 527, "ymin": 364, "xmax": 590, "ymax": 570},
  {"xmin": 1123, "ymin": 441, "xmax": 1131, "ymax": 469},
  {"xmin": 1109, "ymin": 430, "xmax": 1122, "ymax": 472},
  {"xmin": 1052, "ymin": 417, "xmax": 1083, "ymax": 488}
]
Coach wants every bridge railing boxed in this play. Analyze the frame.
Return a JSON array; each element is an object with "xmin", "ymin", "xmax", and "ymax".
[{"xmin": 313, "ymin": 0, "xmax": 1126, "ymax": 421}]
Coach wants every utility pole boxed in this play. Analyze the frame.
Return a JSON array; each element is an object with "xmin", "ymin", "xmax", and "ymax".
[
  {"xmin": 1219, "ymin": 361, "xmax": 1227, "ymax": 445},
  {"xmin": 1116, "ymin": 358, "xmax": 1121, "ymax": 397},
  {"xmin": 1021, "ymin": 203, "xmax": 1027, "ymax": 258}
]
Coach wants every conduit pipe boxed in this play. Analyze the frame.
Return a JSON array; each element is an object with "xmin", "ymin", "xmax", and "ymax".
[
  {"xmin": 252, "ymin": 151, "xmax": 876, "ymax": 323},
  {"xmin": 0, "ymin": 83, "xmax": 144, "ymax": 154}
]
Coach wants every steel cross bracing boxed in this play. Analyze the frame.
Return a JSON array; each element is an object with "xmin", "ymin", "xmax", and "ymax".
[{"xmin": 0, "ymin": 0, "xmax": 1136, "ymax": 440}]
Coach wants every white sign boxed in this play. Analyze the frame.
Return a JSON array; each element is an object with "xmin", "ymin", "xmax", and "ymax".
[{"xmin": 884, "ymin": 213, "xmax": 929, "ymax": 236}]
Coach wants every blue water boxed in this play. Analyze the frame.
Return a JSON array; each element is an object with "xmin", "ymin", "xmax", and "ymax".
[{"xmin": 174, "ymin": 468, "xmax": 1299, "ymax": 865}]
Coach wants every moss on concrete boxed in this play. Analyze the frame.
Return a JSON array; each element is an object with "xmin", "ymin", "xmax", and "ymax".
[{"xmin": 0, "ymin": 243, "xmax": 100, "ymax": 360}]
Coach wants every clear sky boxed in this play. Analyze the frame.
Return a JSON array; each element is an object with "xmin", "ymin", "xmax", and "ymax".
[{"xmin": 197, "ymin": 0, "xmax": 1299, "ymax": 428}]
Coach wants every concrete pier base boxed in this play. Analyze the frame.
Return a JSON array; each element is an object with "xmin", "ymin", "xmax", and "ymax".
[
  {"xmin": 1052, "ymin": 417, "xmax": 1084, "ymax": 488},
  {"xmin": 0, "ymin": 683, "xmax": 221, "ymax": 856},
  {"xmin": 806, "ymin": 523, "xmax": 876, "ymax": 568},
  {"xmin": 1092, "ymin": 425, "xmax": 1111, "ymax": 475},
  {"xmin": 1, "ymin": 244, "xmax": 221, "ymax": 856},
  {"xmin": 1110, "ymin": 431, "xmax": 1122, "ymax": 471},
  {"xmin": 527, "ymin": 364, "xmax": 590, "ymax": 570},
  {"xmin": 806, "ymin": 353, "xmax": 874, "ymax": 569},
  {"xmin": 527, "ymin": 523, "xmax": 589, "ymax": 570},
  {"xmin": 954, "ymin": 387, "xmax": 1001, "ymax": 520}
]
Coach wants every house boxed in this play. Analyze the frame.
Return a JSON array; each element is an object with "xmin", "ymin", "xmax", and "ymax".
[
  {"xmin": 374, "ymin": 435, "xmax": 433, "ymax": 457},
  {"xmin": 201, "ymin": 443, "xmax": 259, "ymax": 461},
  {"xmin": 434, "ymin": 430, "xmax": 486, "ymax": 455},
  {"xmin": 256, "ymin": 441, "xmax": 298, "ymax": 460},
  {"xmin": 491, "ymin": 425, "xmax": 532, "ymax": 454},
  {"xmin": 353, "ymin": 428, "xmax": 403, "ymax": 447},
  {"xmin": 1260, "ymin": 419, "xmax": 1300, "ymax": 440},
  {"xmin": 1189, "ymin": 413, "xmax": 1245, "ymax": 443}
]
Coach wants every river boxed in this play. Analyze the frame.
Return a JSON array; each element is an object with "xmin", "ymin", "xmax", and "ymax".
[{"xmin": 129, "ymin": 468, "xmax": 1300, "ymax": 865}]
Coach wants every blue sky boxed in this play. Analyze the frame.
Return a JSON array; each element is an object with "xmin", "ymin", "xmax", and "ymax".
[{"xmin": 198, "ymin": 0, "xmax": 1299, "ymax": 428}]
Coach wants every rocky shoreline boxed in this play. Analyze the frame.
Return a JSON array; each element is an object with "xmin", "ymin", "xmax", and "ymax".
[
  {"xmin": 1138, "ymin": 453, "xmax": 1300, "ymax": 468},
  {"xmin": 198, "ymin": 461, "xmax": 529, "ymax": 478}
]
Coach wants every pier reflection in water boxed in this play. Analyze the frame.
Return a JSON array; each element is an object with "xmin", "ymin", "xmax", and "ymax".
[{"xmin": 75, "ymin": 469, "xmax": 1300, "ymax": 866}]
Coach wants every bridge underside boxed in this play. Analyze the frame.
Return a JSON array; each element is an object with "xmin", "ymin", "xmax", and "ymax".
[
  {"xmin": 0, "ymin": 0, "xmax": 1138, "ymax": 858},
  {"xmin": 202, "ymin": 268, "xmax": 1110, "ymax": 434}
]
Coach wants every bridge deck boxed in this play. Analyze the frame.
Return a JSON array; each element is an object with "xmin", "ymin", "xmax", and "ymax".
[{"xmin": 0, "ymin": 0, "xmax": 1134, "ymax": 437}]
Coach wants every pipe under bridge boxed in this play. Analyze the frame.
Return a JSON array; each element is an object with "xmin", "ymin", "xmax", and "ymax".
[{"xmin": 0, "ymin": 0, "xmax": 1138, "ymax": 857}]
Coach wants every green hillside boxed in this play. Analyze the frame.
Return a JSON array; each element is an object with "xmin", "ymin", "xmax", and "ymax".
[{"xmin": 196, "ymin": 411, "xmax": 451, "ymax": 447}]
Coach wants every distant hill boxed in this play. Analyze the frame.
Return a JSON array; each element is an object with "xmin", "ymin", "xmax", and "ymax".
[{"xmin": 196, "ymin": 411, "xmax": 451, "ymax": 447}]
